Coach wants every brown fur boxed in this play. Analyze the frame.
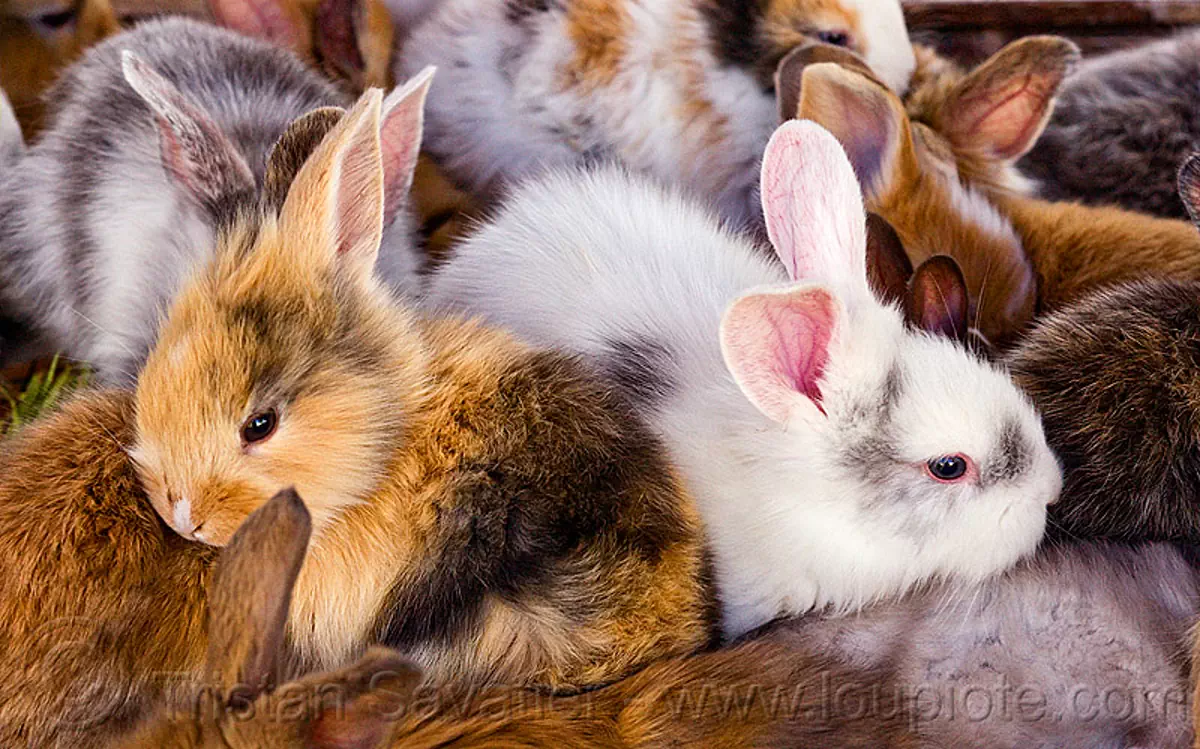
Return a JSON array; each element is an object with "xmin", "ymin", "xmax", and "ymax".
[
  {"xmin": 992, "ymin": 192, "xmax": 1200, "ymax": 313},
  {"xmin": 133, "ymin": 91, "xmax": 713, "ymax": 691},
  {"xmin": 789, "ymin": 56, "xmax": 1037, "ymax": 348},
  {"xmin": 0, "ymin": 0, "xmax": 120, "ymax": 137},
  {"xmin": 113, "ymin": 496, "xmax": 913, "ymax": 749},
  {"xmin": 562, "ymin": 0, "xmax": 627, "ymax": 91},
  {"xmin": 0, "ymin": 390, "xmax": 218, "ymax": 747},
  {"xmin": 898, "ymin": 40, "xmax": 1200, "ymax": 315}
]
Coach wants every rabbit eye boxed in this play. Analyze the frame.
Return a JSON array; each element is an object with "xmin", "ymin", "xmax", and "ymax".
[
  {"xmin": 241, "ymin": 409, "xmax": 278, "ymax": 445},
  {"xmin": 817, "ymin": 30, "xmax": 850, "ymax": 47},
  {"xmin": 926, "ymin": 454, "xmax": 970, "ymax": 482}
]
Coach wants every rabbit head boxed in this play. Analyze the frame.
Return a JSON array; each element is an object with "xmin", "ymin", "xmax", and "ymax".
[
  {"xmin": 775, "ymin": 38, "xmax": 1077, "ymax": 349},
  {"xmin": 131, "ymin": 79, "xmax": 429, "ymax": 547},
  {"xmin": 719, "ymin": 121, "xmax": 1061, "ymax": 620}
]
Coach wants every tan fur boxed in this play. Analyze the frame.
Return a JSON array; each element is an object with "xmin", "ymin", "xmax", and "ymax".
[
  {"xmin": 762, "ymin": 0, "xmax": 858, "ymax": 68},
  {"xmin": 562, "ymin": 0, "xmax": 627, "ymax": 92},
  {"xmin": 134, "ymin": 90, "xmax": 712, "ymax": 692}
]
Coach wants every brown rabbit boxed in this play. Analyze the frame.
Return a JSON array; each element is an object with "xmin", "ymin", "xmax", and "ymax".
[
  {"xmin": 0, "ymin": 389, "xmax": 217, "ymax": 748},
  {"xmin": 776, "ymin": 37, "xmax": 1078, "ymax": 349},
  {"xmin": 131, "ymin": 88, "xmax": 712, "ymax": 690},
  {"xmin": 0, "ymin": 0, "xmax": 120, "ymax": 137},
  {"xmin": 902, "ymin": 38, "xmax": 1200, "ymax": 317}
]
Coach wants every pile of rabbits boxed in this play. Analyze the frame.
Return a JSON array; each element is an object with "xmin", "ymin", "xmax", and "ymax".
[{"xmin": 4, "ymin": 0, "xmax": 1200, "ymax": 745}]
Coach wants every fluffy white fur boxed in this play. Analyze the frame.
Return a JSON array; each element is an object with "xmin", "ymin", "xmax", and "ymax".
[
  {"xmin": 425, "ymin": 123, "xmax": 1061, "ymax": 638},
  {"xmin": 398, "ymin": 0, "xmax": 912, "ymax": 230}
]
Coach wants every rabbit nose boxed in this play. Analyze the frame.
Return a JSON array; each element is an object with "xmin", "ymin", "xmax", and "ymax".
[{"xmin": 170, "ymin": 494, "xmax": 196, "ymax": 537}]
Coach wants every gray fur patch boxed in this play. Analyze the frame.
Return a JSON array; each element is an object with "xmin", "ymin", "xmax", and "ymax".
[
  {"xmin": 599, "ymin": 336, "xmax": 676, "ymax": 409},
  {"xmin": 984, "ymin": 418, "xmax": 1032, "ymax": 486}
]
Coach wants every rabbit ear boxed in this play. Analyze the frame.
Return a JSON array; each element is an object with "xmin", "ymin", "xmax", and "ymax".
[
  {"xmin": 280, "ymin": 88, "xmax": 385, "ymax": 283},
  {"xmin": 760, "ymin": 119, "xmax": 868, "ymax": 299},
  {"xmin": 775, "ymin": 42, "xmax": 883, "ymax": 122},
  {"xmin": 1178, "ymin": 153, "xmax": 1200, "ymax": 229},
  {"xmin": 865, "ymin": 212, "xmax": 912, "ymax": 306},
  {"xmin": 121, "ymin": 51, "xmax": 255, "ymax": 209},
  {"xmin": 204, "ymin": 488, "xmax": 312, "ymax": 691},
  {"xmin": 207, "ymin": 0, "xmax": 314, "ymax": 58},
  {"xmin": 796, "ymin": 62, "xmax": 908, "ymax": 200},
  {"xmin": 941, "ymin": 36, "xmax": 1080, "ymax": 162},
  {"xmin": 262, "ymin": 106, "xmax": 346, "ymax": 213},
  {"xmin": 906, "ymin": 255, "xmax": 970, "ymax": 344},
  {"xmin": 315, "ymin": 0, "xmax": 396, "ymax": 90},
  {"xmin": 303, "ymin": 648, "xmax": 423, "ymax": 749},
  {"xmin": 720, "ymin": 285, "xmax": 839, "ymax": 423},
  {"xmin": 379, "ymin": 67, "xmax": 434, "ymax": 228}
]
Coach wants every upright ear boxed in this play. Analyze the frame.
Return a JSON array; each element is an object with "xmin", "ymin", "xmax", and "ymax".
[
  {"xmin": 940, "ymin": 36, "xmax": 1080, "ymax": 162},
  {"xmin": 720, "ymin": 285, "xmax": 839, "ymax": 423},
  {"xmin": 379, "ymin": 66, "xmax": 435, "ymax": 228},
  {"xmin": 302, "ymin": 648, "xmax": 423, "ymax": 749},
  {"xmin": 775, "ymin": 42, "xmax": 883, "ymax": 121},
  {"xmin": 279, "ymin": 88, "xmax": 385, "ymax": 282},
  {"xmin": 263, "ymin": 106, "xmax": 346, "ymax": 213},
  {"xmin": 121, "ymin": 51, "xmax": 256, "ymax": 209},
  {"xmin": 207, "ymin": 0, "xmax": 314, "ymax": 59},
  {"xmin": 796, "ymin": 62, "xmax": 909, "ymax": 199},
  {"xmin": 906, "ymin": 255, "xmax": 970, "ymax": 345},
  {"xmin": 760, "ymin": 119, "xmax": 868, "ymax": 298},
  {"xmin": 1178, "ymin": 152, "xmax": 1200, "ymax": 229},
  {"xmin": 205, "ymin": 487, "xmax": 312, "ymax": 691},
  {"xmin": 315, "ymin": 0, "xmax": 396, "ymax": 90},
  {"xmin": 865, "ymin": 212, "xmax": 912, "ymax": 306}
]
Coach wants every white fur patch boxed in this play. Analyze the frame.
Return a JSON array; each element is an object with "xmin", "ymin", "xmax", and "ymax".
[
  {"xmin": 844, "ymin": 0, "xmax": 915, "ymax": 94},
  {"xmin": 173, "ymin": 496, "xmax": 194, "ymax": 535}
]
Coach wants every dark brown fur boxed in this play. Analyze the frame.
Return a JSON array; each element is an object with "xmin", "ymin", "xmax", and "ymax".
[
  {"xmin": 0, "ymin": 390, "xmax": 218, "ymax": 747},
  {"xmin": 1008, "ymin": 279, "xmax": 1200, "ymax": 541}
]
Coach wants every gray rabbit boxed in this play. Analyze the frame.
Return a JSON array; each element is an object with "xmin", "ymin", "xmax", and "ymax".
[
  {"xmin": 0, "ymin": 18, "xmax": 430, "ymax": 384},
  {"xmin": 1019, "ymin": 30, "xmax": 1200, "ymax": 220}
]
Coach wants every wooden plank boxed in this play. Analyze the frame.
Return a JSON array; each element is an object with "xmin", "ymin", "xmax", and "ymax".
[{"xmin": 905, "ymin": 0, "xmax": 1200, "ymax": 29}]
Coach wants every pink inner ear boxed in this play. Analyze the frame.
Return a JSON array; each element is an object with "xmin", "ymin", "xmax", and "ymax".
[
  {"xmin": 720, "ymin": 287, "xmax": 838, "ymax": 423},
  {"xmin": 379, "ymin": 69, "xmax": 434, "ymax": 226},
  {"xmin": 209, "ymin": 0, "xmax": 309, "ymax": 53},
  {"xmin": 760, "ymin": 120, "xmax": 868, "ymax": 292}
]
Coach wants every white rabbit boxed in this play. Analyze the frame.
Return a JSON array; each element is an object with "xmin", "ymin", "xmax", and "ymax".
[
  {"xmin": 0, "ymin": 19, "xmax": 431, "ymax": 384},
  {"xmin": 426, "ymin": 120, "xmax": 1062, "ymax": 638},
  {"xmin": 397, "ymin": 0, "xmax": 915, "ymax": 229}
]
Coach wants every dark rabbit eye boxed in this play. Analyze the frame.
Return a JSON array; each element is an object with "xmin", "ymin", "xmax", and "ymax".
[
  {"xmin": 35, "ymin": 9, "xmax": 75, "ymax": 29},
  {"xmin": 241, "ymin": 409, "xmax": 278, "ymax": 444},
  {"xmin": 817, "ymin": 30, "xmax": 850, "ymax": 47},
  {"xmin": 926, "ymin": 454, "xmax": 970, "ymax": 482}
]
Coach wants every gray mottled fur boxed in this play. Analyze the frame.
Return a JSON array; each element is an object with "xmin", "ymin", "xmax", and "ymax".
[
  {"xmin": 0, "ymin": 19, "xmax": 347, "ymax": 385},
  {"xmin": 1019, "ymin": 30, "xmax": 1200, "ymax": 219},
  {"xmin": 785, "ymin": 541, "xmax": 1198, "ymax": 747}
]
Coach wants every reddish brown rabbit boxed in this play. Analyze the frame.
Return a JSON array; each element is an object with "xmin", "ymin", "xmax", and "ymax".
[
  {"xmin": 777, "ymin": 37, "xmax": 1078, "ymax": 348},
  {"xmin": 903, "ymin": 38, "xmax": 1200, "ymax": 317}
]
